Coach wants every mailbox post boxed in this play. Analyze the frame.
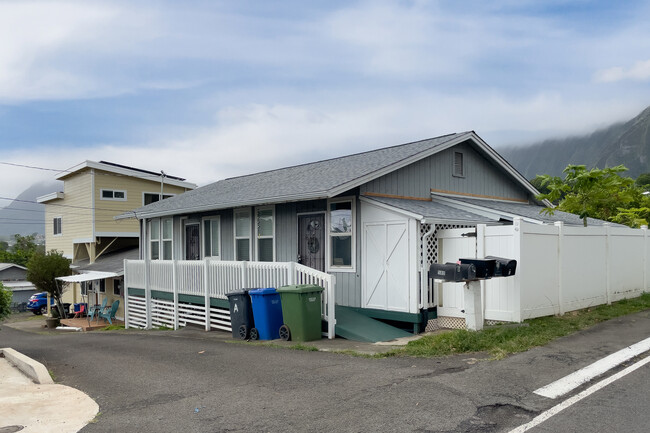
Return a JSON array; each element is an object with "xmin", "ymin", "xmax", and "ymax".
[{"xmin": 430, "ymin": 257, "xmax": 517, "ymax": 332}]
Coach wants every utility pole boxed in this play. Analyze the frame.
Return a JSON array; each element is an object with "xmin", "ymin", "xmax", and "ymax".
[{"xmin": 160, "ymin": 170, "xmax": 166, "ymax": 201}]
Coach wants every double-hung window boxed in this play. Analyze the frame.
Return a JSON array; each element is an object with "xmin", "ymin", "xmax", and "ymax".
[
  {"xmin": 234, "ymin": 209, "xmax": 251, "ymax": 261},
  {"xmin": 149, "ymin": 219, "xmax": 160, "ymax": 260},
  {"xmin": 161, "ymin": 218, "xmax": 173, "ymax": 260},
  {"xmin": 53, "ymin": 217, "xmax": 62, "ymax": 236},
  {"xmin": 148, "ymin": 218, "xmax": 174, "ymax": 260},
  {"xmin": 328, "ymin": 198, "xmax": 355, "ymax": 270},
  {"xmin": 256, "ymin": 207, "xmax": 274, "ymax": 262},
  {"xmin": 203, "ymin": 217, "xmax": 221, "ymax": 259}
]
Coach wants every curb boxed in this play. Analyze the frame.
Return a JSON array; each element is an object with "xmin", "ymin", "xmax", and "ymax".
[{"xmin": 0, "ymin": 348, "xmax": 54, "ymax": 384}]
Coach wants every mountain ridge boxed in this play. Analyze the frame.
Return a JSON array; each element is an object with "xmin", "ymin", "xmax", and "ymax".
[{"xmin": 498, "ymin": 105, "xmax": 650, "ymax": 179}]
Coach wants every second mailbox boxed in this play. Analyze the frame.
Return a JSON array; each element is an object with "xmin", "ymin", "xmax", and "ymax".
[{"xmin": 459, "ymin": 258, "xmax": 496, "ymax": 279}]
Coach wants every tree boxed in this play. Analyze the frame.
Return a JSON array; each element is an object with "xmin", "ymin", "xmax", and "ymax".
[
  {"xmin": 0, "ymin": 241, "xmax": 8, "ymax": 252},
  {"xmin": 0, "ymin": 282, "xmax": 11, "ymax": 322},
  {"xmin": 0, "ymin": 234, "xmax": 44, "ymax": 267},
  {"xmin": 26, "ymin": 251, "xmax": 71, "ymax": 318},
  {"xmin": 536, "ymin": 164, "xmax": 637, "ymax": 227},
  {"xmin": 635, "ymin": 172, "xmax": 650, "ymax": 191}
]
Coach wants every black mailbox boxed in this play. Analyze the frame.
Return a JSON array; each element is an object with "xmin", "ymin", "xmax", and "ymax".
[
  {"xmin": 485, "ymin": 256, "xmax": 517, "ymax": 277},
  {"xmin": 429, "ymin": 262, "xmax": 477, "ymax": 282},
  {"xmin": 459, "ymin": 258, "xmax": 496, "ymax": 279}
]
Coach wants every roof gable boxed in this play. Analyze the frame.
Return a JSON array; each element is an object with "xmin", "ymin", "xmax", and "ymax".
[{"xmin": 124, "ymin": 131, "xmax": 541, "ymax": 219}]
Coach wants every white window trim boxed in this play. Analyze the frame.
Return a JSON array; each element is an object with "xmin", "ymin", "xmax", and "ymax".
[
  {"xmin": 100, "ymin": 189, "xmax": 127, "ymax": 201},
  {"xmin": 142, "ymin": 191, "xmax": 175, "ymax": 206},
  {"xmin": 326, "ymin": 197, "xmax": 356, "ymax": 273},
  {"xmin": 234, "ymin": 207, "xmax": 252, "ymax": 261},
  {"xmin": 53, "ymin": 216, "xmax": 62, "ymax": 236},
  {"xmin": 201, "ymin": 216, "xmax": 221, "ymax": 259},
  {"xmin": 148, "ymin": 219, "xmax": 161, "ymax": 260},
  {"xmin": 255, "ymin": 205, "xmax": 275, "ymax": 262},
  {"xmin": 161, "ymin": 218, "xmax": 173, "ymax": 260}
]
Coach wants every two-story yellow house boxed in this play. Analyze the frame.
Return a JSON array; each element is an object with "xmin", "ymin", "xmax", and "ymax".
[{"xmin": 38, "ymin": 161, "xmax": 196, "ymax": 319}]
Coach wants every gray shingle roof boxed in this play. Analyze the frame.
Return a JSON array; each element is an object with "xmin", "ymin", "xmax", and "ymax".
[
  {"xmin": 74, "ymin": 248, "xmax": 139, "ymax": 275},
  {"xmin": 441, "ymin": 196, "xmax": 622, "ymax": 226},
  {"xmin": 123, "ymin": 132, "xmax": 471, "ymax": 219},
  {"xmin": 362, "ymin": 196, "xmax": 494, "ymax": 224}
]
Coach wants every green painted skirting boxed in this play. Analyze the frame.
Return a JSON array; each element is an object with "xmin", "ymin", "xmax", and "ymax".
[
  {"xmin": 345, "ymin": 306, "xmax": 436, "ymax": 323},
  {"xmin": 126, "ymin": 288, "xmax": 229, "ymax": 309}
]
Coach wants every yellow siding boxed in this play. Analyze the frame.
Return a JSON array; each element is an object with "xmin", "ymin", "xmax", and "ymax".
[
  {"xmin": 43, "ymin": 172, "xmax": 93, "ymax": 256},
  {"xmin": 94, "ymin": 169, "xmax": 190, "ymax": 234}
]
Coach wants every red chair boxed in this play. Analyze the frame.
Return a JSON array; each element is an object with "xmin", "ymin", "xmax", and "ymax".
[{"xmin": 72, "ymin": 304, "xmax": 86, "ymax": 319}]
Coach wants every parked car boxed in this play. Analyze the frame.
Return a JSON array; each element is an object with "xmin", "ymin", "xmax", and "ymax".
[{"xmin": 26, "ymin": 292, "xmax": 55, "ymax": 315}]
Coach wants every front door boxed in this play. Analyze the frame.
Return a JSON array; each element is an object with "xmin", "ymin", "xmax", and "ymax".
[
  {"xmin": 298, "ymin": 214, "xmax": 325, "ymax": 272},
  {"xmin": 185, "ymin": 223, "xmax": 200, "ymax": 260}
]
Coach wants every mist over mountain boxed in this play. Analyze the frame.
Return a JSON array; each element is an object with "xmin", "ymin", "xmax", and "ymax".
[
  {"xmin": 0, "ymin": 181, "xmax": 61, "ymax": 239},
  {"xmin": 498, "ymin": 106, "xmax": 650, "ymax": 180}
]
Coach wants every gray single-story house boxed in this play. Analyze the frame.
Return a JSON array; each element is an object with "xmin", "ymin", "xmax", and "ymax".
[
  {"xmin": 118, "ymin": 131, "xmax": 607, "ymax": 338},
  {"xmin": 1, "ymin": 263, "xmax": 36, "ymax": 306}
]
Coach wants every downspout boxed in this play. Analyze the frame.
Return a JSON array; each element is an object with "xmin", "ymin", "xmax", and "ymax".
[{"xmin": 420, "ymin": 221, "xmax": 436, "ymax": 311}]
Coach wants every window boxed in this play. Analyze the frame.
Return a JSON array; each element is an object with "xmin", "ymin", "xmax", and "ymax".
[
  {"xmin": 113, "ymin": 279, "xmax": 122, "ymax": 296},
  {"xmin": 203, "ymin": 217, "xmax": 221, "ymax": 258},
  {"xmin": 328, "ymin": 199, "xmax": 355, "ymax": 270},
  {"xmin": 453, "ymin": 151, "xmax": 464, "ymax": 177},
  {"xmin": 162, "ymin": 218, "xmax": 173, "ymax": 260},
  {"xmin": 149, "ymin": 219, "xmax": 160, "ymax": 260},
  {"xmin": 53, "ymin": 217, "xmax": 62, "ymax": 236},
  {"xmin": 149, "ymin": 218, "xmax": 173, "ymax": 260},
  {"xmin": 100, "ymin": 189, "xmax": 127, "ymax": 201},
  {"xmin": 144, "ymin": 193, "xmax": 174, "ymax": 206},
  {"xmin": 256, "ymin": 207, "xmax": 274, "ymax": 262},
  {"xmin": 234, "ymin": 209, "xmax": 251, "ymax": 261},
  {"xmin": 98, "ymin": 279, "xmax": 106, "ymax": 293},
  {"xmin": 80, "ymin": 281, "xmax": 87, "ymax": 296}
]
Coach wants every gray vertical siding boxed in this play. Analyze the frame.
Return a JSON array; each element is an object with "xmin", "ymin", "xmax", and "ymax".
[
  {"xmin": 275, "ymin": 198, "xmax": 362, "ymax": 308},
  {"xmin": 360, "ymin": 140, "xmax": 529, "ymax": 201}
]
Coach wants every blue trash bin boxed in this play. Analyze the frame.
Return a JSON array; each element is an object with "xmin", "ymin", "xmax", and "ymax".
[{"xmin": 249, "ymin": 288, "xmax": 284, "ymax": 340}]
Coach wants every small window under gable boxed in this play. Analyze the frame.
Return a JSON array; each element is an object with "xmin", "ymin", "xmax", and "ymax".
[{"xmin": 453, "ymin": 151, "xmax": 464, "ymax": 177}]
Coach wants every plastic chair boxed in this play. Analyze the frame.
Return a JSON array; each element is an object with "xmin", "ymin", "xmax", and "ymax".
[
  {"xmin": 99, "ymin": 300, "xmax": 120, "ymax": 325},
  {"xmin": 88, "ymin": 298, "xmax": 107, "ymax": 322},
  {"xmin": 72, "ymin": 304, "xmax": 86, "ymax": 319}
]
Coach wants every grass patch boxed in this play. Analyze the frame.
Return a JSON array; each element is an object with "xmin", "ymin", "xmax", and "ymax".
[
  {"xmin": 100, "ymin": 324, "xmax": 126, "ymax": 331},
  {"xmin": 289, "ymin": 343, "xmax": 318, "ymax": 352},
  {"xmin": 398, "ymin": 293, "xmax": 650, "ymax": 359}
]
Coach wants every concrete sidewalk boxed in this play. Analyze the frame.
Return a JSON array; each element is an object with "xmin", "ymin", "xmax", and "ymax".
[{"xmin": 0, "ymin": 348, "xmax": 99, "ymax": 433}]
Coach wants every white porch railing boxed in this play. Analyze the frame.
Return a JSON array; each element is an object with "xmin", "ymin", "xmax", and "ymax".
[{"xmin": 124, "ymin": 259, "xmax": 336, "ymax": 339}]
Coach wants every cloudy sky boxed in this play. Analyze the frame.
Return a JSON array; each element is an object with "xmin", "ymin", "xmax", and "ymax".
[{"xmin": 1, "ymin": 0, "xmax": 650, "ymax": 201}]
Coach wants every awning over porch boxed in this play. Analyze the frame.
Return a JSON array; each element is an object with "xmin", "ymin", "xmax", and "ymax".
[{"xmin": 56, "ymin": 271, "xmax": 119, "ymax": 283}]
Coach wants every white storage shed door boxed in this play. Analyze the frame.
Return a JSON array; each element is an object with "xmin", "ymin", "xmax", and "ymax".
[{"xmin": 362, "ymin": 221, "xmax": 410, "ymax": 312}]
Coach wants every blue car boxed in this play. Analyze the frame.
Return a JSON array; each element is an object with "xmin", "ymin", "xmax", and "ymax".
[{"xmin": 27, "ymin": 292, "xmax": 55, "ymax": 315}]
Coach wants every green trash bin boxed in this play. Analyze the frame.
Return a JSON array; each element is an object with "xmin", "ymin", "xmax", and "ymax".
[{"xmin": 277, "ymin": 284, "xmax": 324, "ymax": 342}]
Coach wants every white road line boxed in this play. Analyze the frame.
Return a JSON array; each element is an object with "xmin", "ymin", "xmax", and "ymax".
[
  {"xmin": 534, "ymin": 336, "xmax": 650, "ymax": 399},
  {"xmin": 510, "ymin": 355, "xmax": 650, "ymax": 433}
]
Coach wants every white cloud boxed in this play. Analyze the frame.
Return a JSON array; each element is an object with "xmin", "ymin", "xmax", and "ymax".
[{"xmin": 594, "ymin": 60, "xmax": 650, "ymax": 83}]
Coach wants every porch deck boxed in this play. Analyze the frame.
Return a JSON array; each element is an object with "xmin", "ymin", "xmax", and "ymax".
[{"xmin": 60, "ymin": 317, "xmax": 124, "ymax": 331}]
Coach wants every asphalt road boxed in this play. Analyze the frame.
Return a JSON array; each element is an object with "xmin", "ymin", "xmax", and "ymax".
[{"xmin": 2, "ymin": 311, "xmax": 649, "ymax": 433}]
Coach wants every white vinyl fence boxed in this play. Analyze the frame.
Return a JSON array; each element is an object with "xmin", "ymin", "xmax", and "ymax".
[
  {"xmin": 437, "ymin": 218, "xmax": 649, "ymax": 324},
  {"xmin": 124, "ymin": 259, "xmax": 336, "ymax": 339}
]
